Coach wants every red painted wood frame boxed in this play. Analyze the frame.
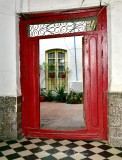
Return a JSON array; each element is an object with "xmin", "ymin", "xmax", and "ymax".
[{"xmin": 20, "ymin": 7, "xmax": 108, "ymax": 140}]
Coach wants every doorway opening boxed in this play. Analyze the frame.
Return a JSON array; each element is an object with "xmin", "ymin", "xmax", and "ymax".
[
  {"xmin": 20, "ymin": 7, "xmax": 108, "ymax": 140},
  {"xmin": 39, "ymin": 36, "xmax": 85, "ymax": 130}
]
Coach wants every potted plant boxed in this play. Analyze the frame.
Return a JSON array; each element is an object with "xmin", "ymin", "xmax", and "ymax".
[
  {"xmin": 40, "ymin": 62, "xmax": 55, "ymax": 78},
  {"xmin": 61, "ymin": 67, "xmax": 71, "ymax": 78},
  {"xmin": 66, "ymin": 90, "xmax": 83, "ymax": 104},
  {"xmin": 45, "ymin": 90, "xmax": 54, "ymax": 101},
  {"xmin": 40, "ymin": 88, "xmax": 46, "ymax": 102},
  {"xmin": 54, "ymin": 85, "xmax": 67, "ymax": 102},
  {"xmin": 48, "ymin": 63, "xmax": 55, "ymax": 78}
]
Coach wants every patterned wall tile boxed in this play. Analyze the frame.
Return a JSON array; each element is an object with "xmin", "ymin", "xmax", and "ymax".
[
  {"xmin": 109, "ymin": 128, "xmax": 117, "ymax": 137},
  {"xmin": 109, "ymin": 105, "xmax": 121, "ymax": 117},
  {"xmin": 108, "ymin": 92, "xmax": 122, "ymax": 147},
  {"xmin": 109, "ymin": 137, "xmax": 122, "ymax": 147},
  {"xmin": 10, "ymin": 131, "xmax": 18, "ymax": 139},
  {"xmin": 116, "ymin": 128, "xmax": 122, "ymax": 137},
  {"xmin": 0, "ymin": 97, "xmax": 16, "ymax": 107},
  {"xmin": 0, "ymin": 96, "xmax": 22, "ymax": 140},
  {"xmin": 109, "ymin": 117, "xmax": 121, "ymax": 127},
  {"xmin": 0, "ymin": 122, "xmax": 10, "ymax": 135},
  {"xmin": 11, "ymin": 122, "xmax": 17, "ymax": 131},
  {"xmin": 0, "ymin": 97, "xmax": 5, "ymax": 106}
]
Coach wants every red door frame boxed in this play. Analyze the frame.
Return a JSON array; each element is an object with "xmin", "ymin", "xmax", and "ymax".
[{"xmin": 20, "ymin": 6, "xmax": 108, "ymax": 140}]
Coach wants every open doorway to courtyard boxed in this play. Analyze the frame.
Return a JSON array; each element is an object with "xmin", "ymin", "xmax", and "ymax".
[{"xmin": 39, "ymin": 36, "xmax": 85, "ymax": 130}]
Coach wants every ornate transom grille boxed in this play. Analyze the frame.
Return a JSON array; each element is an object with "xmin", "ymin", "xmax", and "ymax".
[{"xmin": 29, "ymin": 17, "xmax": 97, "ymax": 37}]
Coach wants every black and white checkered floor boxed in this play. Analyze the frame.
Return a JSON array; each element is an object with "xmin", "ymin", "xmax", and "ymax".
[{"xmin": 0, "ymin": 138, "xmax": 122, "ymax": 160}]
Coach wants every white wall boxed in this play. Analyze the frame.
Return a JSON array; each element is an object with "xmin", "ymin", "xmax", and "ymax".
[
  {"xmin": 0, "ymin": 0, "xmax": 122, "ymax": 96},
  {"xmin": 0, "ymin": 0, "xmax": 15, "ymax": 15},
  {"xmin": 0, "ymin": 0, "xmax": 21, "ymax": 96},
  {"xmin": 0, "ymin": 13, "xmax": 17, "ymax": 96},
  {"xmin": 16, "ymin": 0, "xmax": 106, "ymax": 13},
  {"xmin": 109, "ymin": 1, "xmax": 122, "ymax": 91},
  {"xmin": 16, "ymin": 15, "xmax": 21, "ymax": 95}
]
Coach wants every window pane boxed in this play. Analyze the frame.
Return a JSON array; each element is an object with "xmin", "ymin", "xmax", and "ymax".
[
  {"xmin": 48, "ymin": 59, "xmax": 55, "ymax": 64},
  {"xmin": 58, "ymin": 66, "xmax": 65, "ymax": 72},
  {"xmin": 58, "ymin": 59, "xmax": 64, "ymax": 65},
  {"xmin": 58, "ymin": 52, "xmax": 65, "ymax": 59},
  {"xmin": 58, "ymin": 72, "xmax": 62, "ymax": 78},
  {"xmin": 48, "ymin": 53, "xmax": 55, "ymax": 58}
]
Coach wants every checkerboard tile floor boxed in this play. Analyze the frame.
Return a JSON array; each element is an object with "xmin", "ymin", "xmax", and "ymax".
[{"xmin": 0, "ymin": 138, "xmax": 122, "ymax": 160}]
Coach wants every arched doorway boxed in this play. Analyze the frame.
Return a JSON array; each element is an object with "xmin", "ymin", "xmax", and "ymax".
[{"xmin": 20, "ymin": 6, "xmax": 108, "ymax": 140}]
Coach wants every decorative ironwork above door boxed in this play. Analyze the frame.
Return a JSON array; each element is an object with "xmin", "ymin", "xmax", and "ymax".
[{"xmin": 28, "ymin": 16, "xmax": 97, "ymax": 37}]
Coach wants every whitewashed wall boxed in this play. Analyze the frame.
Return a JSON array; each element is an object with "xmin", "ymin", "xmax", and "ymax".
[
  {"xmin": 0, "ymin": 0, "xmax": 21, "ymax": 96},
  {"xmin": 0, "ymin": 0, "xmax": 17, "ymax": 96},
  {"xmin": 0, "ymin": 0, "xmax": 122, "ymax": 96},
  {"xmin": 109, "ymin": 2, "xmax": 122, "ymax": 91},
  {"xmin": 16, "ymin": 0, "xmax": 105, "ymax": 13}
]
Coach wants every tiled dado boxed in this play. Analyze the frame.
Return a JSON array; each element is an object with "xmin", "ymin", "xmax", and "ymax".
[
  {"xmin": 108, "ymin": 92, "xmax": 122, "ymax": 147},
  {"xmin": 0, "ymin": 96, "xmax": 22, "ymax": 140}
]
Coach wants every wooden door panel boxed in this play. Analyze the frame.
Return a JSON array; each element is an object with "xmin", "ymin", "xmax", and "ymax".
[
  {"xmin": 84, "ymin": 35, "xmax": 91, "ymax": 129},
  {"xmin": 84, "ymin": 34, "xmax": 99, "ymax": 129},
  {"xmin": 27, "ymin": 39, "xmax": 40, "ymax": 129},
  {"xmin": 89, "ymin": 36, "xmax": 98, "ymax": 127}
]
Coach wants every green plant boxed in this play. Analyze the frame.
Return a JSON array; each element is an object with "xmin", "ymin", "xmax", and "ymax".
[
  {"xmin": 48, "ymin": 63, "xmax": 55, "ymax": 72},
  {"xmin": 40, "ymin": 62, "xmax": 55, "ymax": 74},
  {"xmin": 40, "ymin": 88, "xmax": 47, "ymax": 102},
  {"xmin": 40, "ymin": 88, "xmax": 46, "ymax": 96},
  {"xmin": 40, "ymin": 62, "xmax": 48, "ymax": 71},
  {"xmin": 66, "ymin": 91, "xmax": 83, "ymax": 104},
  {"xmin": 61, "ymin": 67, "xmax": 71, "ymax": 78},
  {"xmin": 45, "ymin": 90, "xmax": 53, "ymax": 101},
  {"xmin": 48, "ymin": 63, "xmax": 55, "ymax": 78},
  {"xmin": 63, "ymin": 67, "xmax": 71, "ymax": 74},
  {"xmin": 54, "ymin": 86, "xmax": 67, "ymax": 102}
]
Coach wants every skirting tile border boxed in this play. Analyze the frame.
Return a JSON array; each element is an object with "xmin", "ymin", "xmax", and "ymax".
[
  {"xmin": 108, "ymin": 92, "xmax": 122, "ymax": 147},
  {"xmin": 0, "ymin": 96, "xmax": 23, "ymax": 140}
]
